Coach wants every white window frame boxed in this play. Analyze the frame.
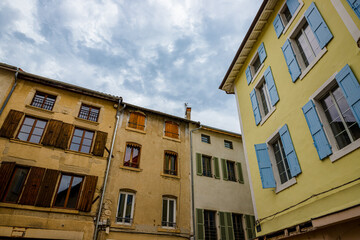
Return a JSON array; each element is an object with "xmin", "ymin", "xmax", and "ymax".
[
  {"xmin": 162, "ymin": 197, "xmax": 176, "ymax": 229},
  {"xmin": 202, "ymin": 154, "xmax": 213, "ymax": 178},
  {"xmin": 309, "ymin": 73, "xmax": 360, "ymax": 163},
  {"xmin": 254, "ymin": 75, "xmax": 276, "ymax": 125},
  {"xmin": 116, "ymin": 191, "xmax": 135, "ymax": 225},
  {"xmin": 287, "ymin": 14, "xmax": 327, "ymax": 80},
  {"xmin": 248, "ymin": 52, "xmax": 265, "ymax": 84},
  {"xmin": 266, "ymin": 127, "xmax": 297, "ymax": 193},
  {"xmin": 226, "ymin": 160, "xmax": 237, "ymax": 182},
  {"xmin": 277, "ymin": 0, "xmax": 304, "ymax": 34},
  {"xmin": 201, "ymin": 134, "xmax": 211, "ymax": 144}
]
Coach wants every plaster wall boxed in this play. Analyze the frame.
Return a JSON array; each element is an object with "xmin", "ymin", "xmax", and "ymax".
[
  {"xmin": 233, "ymin": 0, "xmax": 360, "ymax": 236},
  {"xmin": 0, "ymin": 68, "xmax": 15, "ymax": 111}
]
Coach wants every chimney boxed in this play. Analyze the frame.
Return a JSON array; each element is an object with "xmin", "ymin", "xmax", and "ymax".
[{"xmin": 185, "ymin": 103, "xmax": 191, "ymax": 120}]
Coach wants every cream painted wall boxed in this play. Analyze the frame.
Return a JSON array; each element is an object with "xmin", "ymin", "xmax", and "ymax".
[{"xmin": 233, "ymin": 0, "xmax": 360, "ymax": 236}]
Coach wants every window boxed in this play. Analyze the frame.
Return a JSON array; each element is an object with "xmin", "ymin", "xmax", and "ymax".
[
  {"xmin": 164, "ymin": 121, "xmax": 179, "ymax": 139},
  {"xmin": 17, "ymin": 116, "xmax": 47, "ymax": 144},
  {"xmin": 320, "ymin": 85, "xmax": 360, "ymax": 150},
  {"xmin": 54, "ymin": 174, "xmax": 83, "ymax": 209},
  {"xmin": 128, "ymin": 112, "xmax": 145, "ymax": 131},
  {"xmin": 204, "ymin": 210, "xmax": 217, "ymax": 240},
  {"xmin": 164, "ymin": 151, "xmax": 177, "ymax": 176},
  {"xmin": 224, "ymin": 140, "xmax": 233, "ymax": 149},
  {"xmin": 272, "ymin": 138, "xmax": 292, "ymax": 184},
  {"xmin": 274, "ymin": 0, "xmax": 302, "ymax": 38},
  {"xmin": 123, "ymin": 143, "xmax": 141, "ymax": 168},
  {"xmin": 202, "ymin": 155, "xmax": 212, "ymax": 177},
  {"xmin": 78, "ymin": 104, "xmax": 100, "ymax": 122},
  {"xmin": 282, "ymin": 2, "xmax": 333, "ymax": 82},
  {"xmin": 245, "ymin": 43, "xmax": 267, "ymax": 85},
  {"xmin": 347, "ymin": 0, "xmax": 360, "ymax": 20},
  {"xmin": 250, "ymin": 66, "xmax": 279, "ymax": 126},
  {"xmin": 226, "ymin": 161, "xmax": 236, "ymax": 182},
  {"xmin": 116, "ymin": 191, "xmax": 135, "ymax": 224},
  {"xmin": 162, "ymin": 197, "xmax": 176, "ymax": 228},
  {"xmin": 232, "ymin": 214, "xmax": 246, "ymax": 240},
  {"xmin": 31, "ymin": 91, "xmax": 56, "ymax": 110},
  {"xmin": 201, "ymin": 134, "xmax": 211, "ymax": 144},
  {"xmin": 303, "ymin": 65, "xmax": 360, "ymax": 162},
  {"xmin": 2, "ymin": 167, "xmax": 29, "ymax": 203},
  {"xmin": 254, "ymin": 124, "xmax": 301, "ymax": 190},
  {"xmin": 294, "ymin": 22, "xmax": 321, "ymax": 68},
  {"xmin": 69, "ymin": 128, "xmax": 94, "ymax": 154}
]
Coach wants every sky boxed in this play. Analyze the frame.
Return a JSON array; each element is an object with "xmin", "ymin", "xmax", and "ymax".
[{"xmin": 0, "ymin": 0, "xmax": 262, "ymax": 133}]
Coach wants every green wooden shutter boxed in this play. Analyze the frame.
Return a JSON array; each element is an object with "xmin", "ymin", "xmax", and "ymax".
[
  {"xmin": 213, "ymin": 157, "xmax": 220, "ymax": 179},
  {"xmin": 245, "ymin": 215, "xmax": 256, "ymax": 239},
  {"xmin": 196, "ymin": 153, "xmax": 203, "ymax": 176},
  {"xmin": 196, "ymin": 208, "xmax": 205, "ymax": 240},
  {"xmin": 219, "ymin": 212, "xmax": 227, "ymax": 240},
  {"xmin": 226, "ymin": 212, "xmax": 235, "ymax": 240},
  {"xmin": 221, "ymin": 159, "xmax": 228, "ymax": 181},
  {"xmin": 236, "ymin": 162, "xmax": 244, "ymax": 184}
]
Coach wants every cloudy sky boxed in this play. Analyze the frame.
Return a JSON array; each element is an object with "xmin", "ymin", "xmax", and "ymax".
[{"xmin": 0, "ymin": 0, "xmax": 261, "ymax": 133}]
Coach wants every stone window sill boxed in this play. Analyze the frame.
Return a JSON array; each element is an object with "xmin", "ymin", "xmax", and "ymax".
[
  {"xmin": 25, "ymin": 104, "xmax": 54, "ymax": 114},
  {"xmin": 161, "ymin": 173, "xmax": 180, "ymax": 180},
  {"xmin": 125, "ymin": 127, "xmax": 146, "ymax": 134},
  {"xmin": 74, "ymin": 117, "xmax": 99, "ymax": 126},
  {"xmin": 275, "ymin": 178, "xmax": 297, "ymax": 193},
  {"xmin": 120, "ymin": 165, "xmax": 142, "ymax": 172},
  {"xmin": 9, "ymin": 139, "xmax": 42, "ymax": 148},
  {"xmin": 260, "ymin": 107, "xmax": 276, "ymax": 126},
  {"xmin": 330, "ymin": 138, "xmax": 360, "ymax": 162},
  {"xmin": 157, "ymin": 227, "xmax": 180, "ymax": 233},
  {"xmin": 64, "ymin": 150, "xmax": 93, "ymax": 158},
  {"xmin": 162, "ymin": 136, "xmax": 181, "ymax": 143}
]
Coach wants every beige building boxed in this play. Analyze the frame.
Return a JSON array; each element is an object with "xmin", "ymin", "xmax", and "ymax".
[
  {"xmin": 97, "ymin": 104, "xmax": 199, "ymax": 240},
  {"xmin": 191, "ymin": 126, "xmax": 255, "ymax": 240},
  {"xmin": 0, "ymin": 63, "xmax": 119, "ymax": 239}
]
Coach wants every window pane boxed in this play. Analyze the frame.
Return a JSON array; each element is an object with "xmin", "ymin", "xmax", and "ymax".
[
  {"xmin": 260, "ymin": 84, "xmax": 270, "ymax": 115},
  {"xmin": 80, "ymin": 145, "xmax": 91, "ymax": 154},
  {"xmin": 125, "ymin": 194, "xmax": 133, "ymax": 223},
  {"xmin": 67, "ymin": 176, "xmax": 83, "ymax": 208},
  {"xmin": 233, "ymin": 214, "xmax": 245, "ymax": 240},
  {"xmin": 169, "ymin": 200, "xmax": 175, "ymax": 225},
  {"xmin": 73, "ymin": 129, "xmax": 83, "ymax": 137},
  {"xmin": 84, "ymin": 131, "xmax": 94, "ymax": 139},
  {"xmin": 162, "ymin": 199, "xmax": 168, "ymax": 225},
  {"xmin": 20, "ymin": 125, "xmax": 32, "ymax": 134},
  {"xmin": 35, "ymin": 120, "xmax": 47, "ymax": 129},
  {"xmin": 253, "ymin": 56, "xmax": 261, "ymax": 73},
  {"xmin": 204, "ymin": 210, "xmax": 217, "ymax": 240},
  {"xmin": 17, "ymin": 132, "xmax": 29, "ymax": 141},
  {"xmin": 282, "ymin": 5, "xmax": 292, "ymax": 24},
  {"xmin": 70, "ymin": 143, "xmax": 80, "ymax": 152},
  {"xmin": 4, "ymin": 168, "xmax": 29, "ymax": 203},
  {"xmin": 23, "ymin": 117, "xmax": 35, "ymax": 126},
  {"xmin": 124, "ymin": 146, "xmax": 132, "ymax": 166},
  {"xmin": 304, "ymin": 24, "xmax": 321, "ymax": 57},
  {"xmin": 71, "ymin": 136, "xmax": 82, "ymax": 144},
  {"xmin": 82, "ymin": 138, "xmax": 92, "ymax": 147},
  {"xmin": 117, "ymin": 193, "xmax": 126, "ymax": 221},
  {"xmin": 54, "ymin": 175, "xmax": 72, "ymax": 207},
  {"xmin": 202, "ymin": 156, "xmax": 212, "ymax": 177},
  {"xmin": 29, "ymin": 135, "xmax": 41, "ymax": 144}
]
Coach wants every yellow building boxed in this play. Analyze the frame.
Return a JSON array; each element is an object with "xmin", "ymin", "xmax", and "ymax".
[
  {"xmin": 96, "ymin": 104, "xmax": 198, "ymax": 240},
  {"xmin": 220, "ymin": 0, "xmax": 360, "ymax": 239},
  {"xmin": 0, "ymin": 63, "xmax": 120, "ymax": 239}
]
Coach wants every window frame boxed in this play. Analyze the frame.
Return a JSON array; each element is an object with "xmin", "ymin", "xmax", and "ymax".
[
  {"xmin": 78, "ymin": 104, "xmax": 100, "ymax": 122},
  {"xmin": 161, "ymin": 197, "xmax": 177, "ymax": 229},
  {"xmin": 226, "ymin": 160, "xmax": 237, "ymax": 182},
  {"xmin": 265, "ymin": 127, "xmax": 297, "ymax": 193},
  {"xmin": 310, "ymin": 73, "xmax": 360, "ymax": 162},
  {"xmin": 128, "ymin": 111, "xmax": 146, "ymax": 131},
  {"xmin": 2, "ymin": 166, "xmax": 29, "ymax": 203},
  {"xmin": 53, "ymin": 173, "xmax": 84, "ymax": 209},
  {"xmin": 254, "ymin": 76, "xmax": 276, "ymax": 125},
  {"xmin": 224, "ymin": 140, "xmax": 233, "ymax": 149},
  {"xmin": 201, "ymin": 134, "xmax": 211, "ymax": 144},
  {"xmin": 16, "ymin": 116, "xmax": 47, "ymax": 144},
  {"xmin": 248, "ymin": 53, "xmax": 264, "ymax": 84},
  {"xmin": 123, "ymin": 142, "xmax": 142, "ymax": 168},
  {"xmin": 277, "ymin": 0, "xmax": 304, "ymax": 34},
  {"xmin": 202, "ymin": 155, "xmax": 213, "ymax": 178},
  {"xmin": 163, "ymin": 151, "xmax": 178, "ymax": 176},
  {"xmin": 69, "ymin": 127, "xmax": 95, "ymax": 154},
  {"xmin": 116, "ymin": 191, "xmax": 136, "ymax": 225},
  {"xmin": 203, "ymin": 210, "xmax": 217, "ymax": 240},
  {"xmin": 30, "ymin": 91, "xmax": 57, "ymax": 111}
]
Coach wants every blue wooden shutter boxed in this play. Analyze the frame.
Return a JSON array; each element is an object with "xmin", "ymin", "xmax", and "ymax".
[
  {"xmin": 279, "ymin": 124, "xmax": 301, "ymax": 177},
  {"xmin": 250, "ymin": 89, "xmax": 262, "ymax": 125},
  {"xmin": 246, "ymin": 66, "xmax": 252, "ymax": 85},
  {"xmin": 286, "ymin": 0, "xmax": 300, "ymax": 15},
  {"xmin": 305, "ymin": 2, "xmax": 333, "ymax": 49},
  {"xmin": 335, "ymin": 64, "xmax": 360, "ymax": 126},
  {"xmin": 282, "ymin": 39, "xmax": 301, "ymax": 82},
  {"xmin": 302, "ymin": 100, "xmax": 332, "ymax": 160},
  {"xmin": 273, "ymin": 14, "xmax": 284, "ymax": 38},
  {"xmin": 257, "ymin": 43, "xmax": 267, "ymax": 63},
  {"xmin": 254, "ymin": 143, "xmax": 276, "ymax": 188},
  {"xmin": 347, "ymin": 0, "xmax": 360, "ymax": 19},
  {"xmin": 264, "ymin": 66, "xmax": 279, "ymax": 106}
]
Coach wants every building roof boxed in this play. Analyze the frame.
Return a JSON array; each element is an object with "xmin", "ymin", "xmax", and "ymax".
[
  {"xmin": 200, "ymin": 125, "xmax": 241, "ymax": 138},
  {"xmin": 219, "ymin": 0, "xmax": 278, "ymax": 94}
]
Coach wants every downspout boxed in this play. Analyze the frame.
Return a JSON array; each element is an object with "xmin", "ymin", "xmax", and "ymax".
[
  {"xmin": 190, "ymin": 126, "xmax": 201, "ymax": 240},
  {"xmin": 94, "ymin": 99, "xmax": 126, "ymax": 240},
  {"xmin": 0, "ymin": 68, "xmax": 19, "ymax": 116}
]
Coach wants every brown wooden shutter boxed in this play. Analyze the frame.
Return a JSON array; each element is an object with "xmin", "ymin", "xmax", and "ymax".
[
  {"xmin": 128, "ymin": 112, "xmax": 137, "ymax": 128},
  {"xmin": 35, "ymin": 169, "xmax": 59, "ymax": 207},
  {"xmin": 19, "ymin": 167, "xmax": 45, "ymax": 205},
  {"xmin": 0, "ymin": 110, "xmax": 24, "ymax": 138},
  {"xmin": 55, "ymin": 123, "xmax": 73, "ymax": 149},
  {"xmin": 165, "ymin": 121, "xmax": 171, "ymax": 137},
  {"xmin": 92, "ymin": 131, "xmax": 108, "ymax": 157},
  {"xmin": 137, "ymin": 114, "xmax": 145, "ymax": 130},
  {"xmin": 0, "ymin": 162, "xmax": 16, "ymax": 199},
  {"xmin": 42, "ymin": 120, "xmax": 63, "ymax": 146},
  {"xmin": 77, "ymin": 175, "xmax": 98, "ymax": 212},
  {"xmin": 172, "ymin": 123, "xmax": 179, "ymax": 138}
]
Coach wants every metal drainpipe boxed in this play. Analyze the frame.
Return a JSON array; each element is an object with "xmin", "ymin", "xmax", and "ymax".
[
  {"xmin": 0, "ymin": 68, "xmax": 19, "ymax": 116},
  {"xmin": 190, "ymin": 126, "xmax": 201, "ymax": 240},
  {"xmin": 93, "ymin": 100, "xmax": 126, "ymax": 240}
]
